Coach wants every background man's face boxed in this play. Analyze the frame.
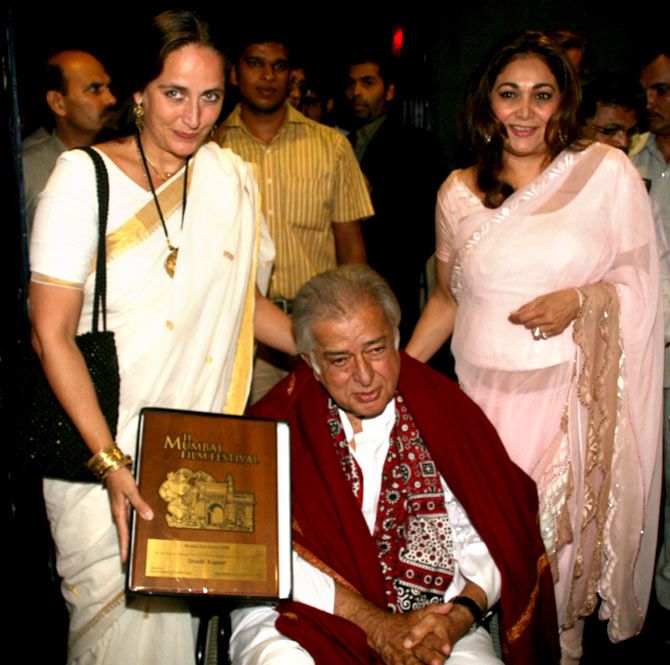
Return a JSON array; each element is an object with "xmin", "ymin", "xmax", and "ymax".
[
  {"xmin": 308, "ymin": 302, "xmax": 400, "ymax": 424},
  {"xmin": 234, "ymin": 42, "xmax": 290, "ymax": 114},
  {"xmin": 59, "ymin": 52, "xmax": 116, "ymax": 132},
  {"xmin": 641, "ymin": 55, "xmax": 670, "ymax": 136},
  {"xmin": 345, "ymin": 62, "xmax": 394, "ymax": 124},
  {"xmin": 300, "ymin": 89, "xmax": 325, "ymax": 122},
  {"xmin": 583, "ymin": 102, "xmax": 638, "ymax": 151},
  {"xmin": 288, "ymin": 67, "xmax": 305, "ymax": 108}
]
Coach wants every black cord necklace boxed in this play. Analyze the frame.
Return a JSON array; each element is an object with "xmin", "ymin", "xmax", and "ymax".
[{"xmin": 134, "ymin": 132, "xmax": 189, "ymax": 278}]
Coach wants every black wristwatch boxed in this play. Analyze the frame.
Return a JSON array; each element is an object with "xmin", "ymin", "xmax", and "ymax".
[{"xmin": 447, "ymin": 595, "xmax": 485, "ymax": 625}]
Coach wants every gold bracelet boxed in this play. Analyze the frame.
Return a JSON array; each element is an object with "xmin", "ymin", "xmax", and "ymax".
[{"xmin": 87, "ymin": 443, "xmax": 133, "ymax": 482}]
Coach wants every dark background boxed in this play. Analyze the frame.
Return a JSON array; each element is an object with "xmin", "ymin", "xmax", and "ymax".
[
  {"xmin": 3, "ymin": 2, "xmax": 668, "ymax": 663},
  {"xmin": 12, "ymin": 1, "xmax": 667, "ymax": 166}
]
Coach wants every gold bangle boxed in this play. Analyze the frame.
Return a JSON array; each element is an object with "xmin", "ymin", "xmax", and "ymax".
[{"xmin": 87, "ymin": 443, "xmax": 133, "ymax": 482}]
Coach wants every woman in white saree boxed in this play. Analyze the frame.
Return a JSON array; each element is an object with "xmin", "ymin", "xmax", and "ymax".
[
  {"xmin": 407, "ymin": 31, "xmax": 663, "ymax": 663},
  {"xmin": 28, "ymin": 10, "xmax": 293, "ymax": 665}
]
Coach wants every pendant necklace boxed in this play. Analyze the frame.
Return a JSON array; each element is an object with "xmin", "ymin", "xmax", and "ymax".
[{"xmin": 135, "ymin": 132, "xmax": 189, "ymax": 278}]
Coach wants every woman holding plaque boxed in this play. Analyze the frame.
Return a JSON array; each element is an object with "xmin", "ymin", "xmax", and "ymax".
[
  {"xmin": 407, "ymin": 31, "xmax": 663, "ymax": 662},
  {"xmin": 28, "ymin": 9, "xmax": 292, "ymax": 664}
]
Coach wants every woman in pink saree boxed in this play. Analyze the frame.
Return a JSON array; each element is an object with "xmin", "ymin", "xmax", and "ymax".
[{"xmin": 407, "ymin": 31, "xmax": 663, "ymax": 663}]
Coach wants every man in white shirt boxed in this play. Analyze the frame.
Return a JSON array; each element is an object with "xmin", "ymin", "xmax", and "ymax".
[
  {"xmin": 630, "ymin": 45, "xmax": 670, "ymax": 613},
  {"xmin": 230, "ymin": 265, "xmax": 559, "ymax": 665}
]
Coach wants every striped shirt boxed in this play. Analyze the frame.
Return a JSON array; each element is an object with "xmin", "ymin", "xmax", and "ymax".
[{"xmin": 217, "ymin": 104, "xmax": 373, "ymax": 299}]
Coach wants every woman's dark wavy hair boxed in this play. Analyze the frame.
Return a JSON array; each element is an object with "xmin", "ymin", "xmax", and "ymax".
[
  {"xmin": 108, "ymin": 9, "xmax": 225, "ymax": 137},
  {"xmin": 463, "ymin": 30, "xmax": 583, "ymax": 208}
]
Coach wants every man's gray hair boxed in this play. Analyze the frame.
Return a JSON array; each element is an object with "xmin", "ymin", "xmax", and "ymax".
[{"xmin": 292, "ymin": 265, "xmax": 401, "ymax": 361}]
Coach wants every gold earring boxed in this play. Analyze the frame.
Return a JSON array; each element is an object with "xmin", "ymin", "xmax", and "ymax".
[{"xmin": 133, "ymin": 102, "xmax": 144, "ymax": 130}]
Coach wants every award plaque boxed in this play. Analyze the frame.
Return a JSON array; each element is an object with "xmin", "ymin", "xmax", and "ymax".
[{"xmin": 127, "ymin": 407, "xmax": 291, "ymax": 600}]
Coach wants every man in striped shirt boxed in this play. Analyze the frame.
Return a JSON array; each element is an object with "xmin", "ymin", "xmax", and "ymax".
[{"xmin": 216, "ymin": 30, "xmax": 373, "ymax": 402}]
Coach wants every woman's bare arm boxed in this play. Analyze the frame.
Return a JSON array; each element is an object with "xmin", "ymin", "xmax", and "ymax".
[
  {"xmin": 253, "ymin": 287, "xmax": 296, "ymax": 355},
  {"xmin": 405, "ymin": 258, "xmax": 457, "ymax": 362},
  {"xmin": 30, "ymin": 281, "xmax": 153, "ymax": 562}
]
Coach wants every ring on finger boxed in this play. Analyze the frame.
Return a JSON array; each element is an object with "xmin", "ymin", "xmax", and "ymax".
[
  {"xmin": 532, "ymin": 326, "xmax": 542, "ymax": 340},
  {"xmin": 541, "ymin": 331, "xmax": 549, "ymax": 340}
]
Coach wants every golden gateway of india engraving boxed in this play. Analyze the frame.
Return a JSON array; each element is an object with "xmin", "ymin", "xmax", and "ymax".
[{"xmin": 158, "ymin": 468, "xmax": 256, "ymax": 532}]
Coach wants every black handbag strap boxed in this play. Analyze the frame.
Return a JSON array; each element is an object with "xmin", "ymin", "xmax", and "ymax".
[{"xmin": 79, "ymin": 147, "xmax": 110, "ymax": 333}]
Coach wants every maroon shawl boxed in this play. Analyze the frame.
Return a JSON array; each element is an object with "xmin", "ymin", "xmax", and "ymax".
[{"xmin": 250, "ymin": 353, "xmax": 560, "ymax": 664}]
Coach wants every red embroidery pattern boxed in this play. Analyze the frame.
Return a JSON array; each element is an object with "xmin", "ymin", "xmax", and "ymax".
[{"xmin": 329, "ymin": 395, "xmax": 455, "ymax": 611}]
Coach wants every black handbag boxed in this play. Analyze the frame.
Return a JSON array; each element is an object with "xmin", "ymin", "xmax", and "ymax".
[{"xmin": 17, "ymin": 147, "xmax": 120, "ymax": 482}]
